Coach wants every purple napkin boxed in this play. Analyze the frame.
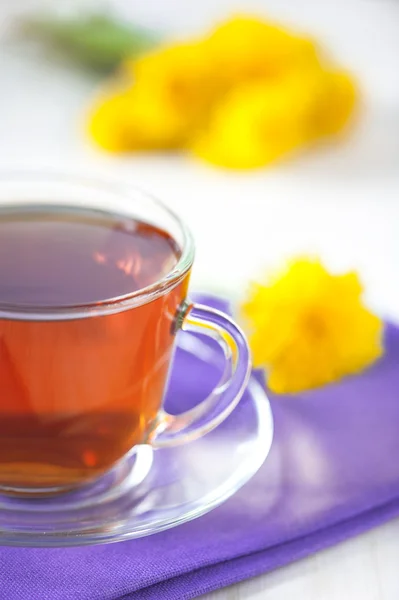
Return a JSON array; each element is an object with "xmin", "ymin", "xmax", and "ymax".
[{"xmin": 1, "ymin": 295, "xmax": 399, "ymax": 599}]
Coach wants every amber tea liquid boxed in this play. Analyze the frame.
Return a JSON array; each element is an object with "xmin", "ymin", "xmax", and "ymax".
[{"xmin": 0, "ymin": 206, "xmax": 189, "ymax": 492}]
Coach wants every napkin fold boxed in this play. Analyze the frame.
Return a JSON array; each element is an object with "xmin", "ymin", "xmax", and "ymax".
[{"xmin": 1, "ymin": 295, "xmax": 399, "ymax": 600}]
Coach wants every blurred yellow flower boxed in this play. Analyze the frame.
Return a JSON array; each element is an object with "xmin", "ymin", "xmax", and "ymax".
[
  {"xmin": 87, "ymin": 13, "xmax": 358, "ymax": 168},
  {"xmin": 191, "ymin": 78, "xmax": 310, "ymax": 169},
  {"xmin": 192, "ymin": 67, "xmax": 356, "ymax": 169},
  {"xmin": 204, "ymin": 15, "xmax": 319, "ymax": 85},
  {"xmin": 126, "ymin": 42, "xmax": 221, "ymax": 142},
  {"xmin": 241, "ymin": 259, "xmax": 383, "ymax": 394},
  {"xmin": 129, "ymin": 42, "xmax": 222, "ymax": 114},
  {"xmin": 308, "ymin": 70, "xmax": 357, "ymax": 138},
  {"xmin": 89, "ymin": 83, "xmax": 190, "ymax": 151},
  {"xmin": 90, "ymin": 42, "xmax": 222, "ymax": 151},
  {"xmin": 89, "ymin": 92, "xmax": 136, "ymax": 152}
]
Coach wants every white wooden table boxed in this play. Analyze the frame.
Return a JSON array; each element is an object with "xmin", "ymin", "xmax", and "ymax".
[{"xmin": 1, "ymin": 1, "xmax": 399, "ymax": 598}]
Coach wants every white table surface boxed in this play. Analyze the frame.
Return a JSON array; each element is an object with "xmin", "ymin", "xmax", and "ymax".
[{"xmin": 1, "ymin": 1, "xmax": 399, "ymax": 598}]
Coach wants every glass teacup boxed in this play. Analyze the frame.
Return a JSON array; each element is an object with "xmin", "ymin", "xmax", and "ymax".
[{"xmin": 0, "ymin": 172, "xmax": 251, "ymax": 496}]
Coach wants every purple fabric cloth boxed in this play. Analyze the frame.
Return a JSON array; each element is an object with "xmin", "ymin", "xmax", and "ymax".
[{"xmin": 1, "ymin": 295, "xmax": 399, "ymax": 599}]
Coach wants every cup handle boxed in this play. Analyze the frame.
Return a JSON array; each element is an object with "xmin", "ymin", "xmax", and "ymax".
[{"xmin": 149, "ymin": 301, "xmax": 252, "ymax": 447}]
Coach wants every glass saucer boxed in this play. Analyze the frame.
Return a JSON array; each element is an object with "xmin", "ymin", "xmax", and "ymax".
[{"xmin": 0, "ymin": 334, "xmax": 273, "ymax": 547}]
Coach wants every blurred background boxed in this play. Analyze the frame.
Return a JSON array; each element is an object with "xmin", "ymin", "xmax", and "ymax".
[{"xmin": 0, "ymin": 0, "xmax": 398, "ymax": 318}]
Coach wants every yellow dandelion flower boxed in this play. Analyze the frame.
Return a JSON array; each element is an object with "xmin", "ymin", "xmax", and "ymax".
[
  {"xmin": 191, "ymin": 65, "xmax": 357, "ymax": 169},
  {"xmin": 122, "ymin": 83, "xmax": 189, "ymax": 148},
  {"xmin": 308, "ymin": 70, "xmax": 357, "ymax": 138},
  {"xmin": 88, "ymin": 81, "xmax": 192, "ymax": 151},
  {"xmin": 204, "ymin": 15, "xmax": 320, "ymax": 85},
  {"xmin": 88, "ymin": 91, "xmax": 138, "ymax": 152},
  {"xmin": 191, "ymin": 78, "xmax": 312, "ymax": 169},
  {"xmin": 89, "ymin": 41, "xmax": 224, "ymax": 152},
  {"xmin": 241, "ymin": 259, "xmax": 383, "ymax": 394},
  {"xmin": 125, "ymin": 41, "xmax": 222, "ymax": 132}
]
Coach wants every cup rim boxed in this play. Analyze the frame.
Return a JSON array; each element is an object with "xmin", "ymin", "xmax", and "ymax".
[{"xmin": 0, "ymin": 169, "xmax": 195, "ymax": 320}]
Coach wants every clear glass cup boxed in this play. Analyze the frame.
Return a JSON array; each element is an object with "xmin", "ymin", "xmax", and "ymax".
[{"xmin": 0, "ymin": 171, "xmax": 251, "ymax": 496}]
